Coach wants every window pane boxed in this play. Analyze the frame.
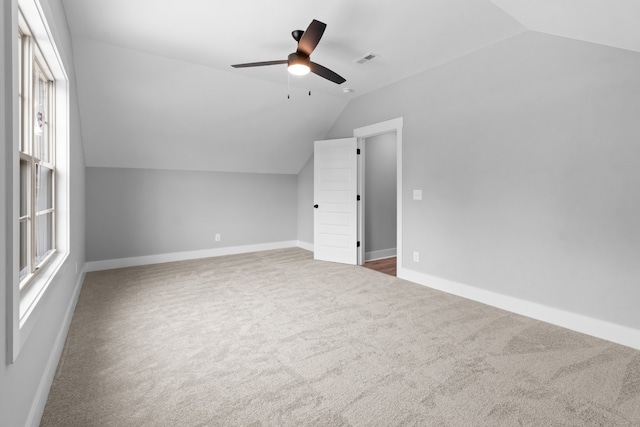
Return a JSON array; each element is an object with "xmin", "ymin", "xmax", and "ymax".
[
  {"xmin": 19, "ymin": 220, "xmax": 29, "ymax": 281},
  {"xmin": 35, "ymin": 164, "xmax": 53, "ymax": 211},
  {"xmin": 18, "ymin": 34, "xmax": 23, "ymax": 152},
  {"xmin": 35, "ymin": 212, "xmax": 53, "ymax": 265},
  {"xmin": 34, "ymin": 70, "xmax": 49, "ymax": 162},
  {"xmin": 20, "ymin": 159, "xmax": 29, "ymax": 217}
]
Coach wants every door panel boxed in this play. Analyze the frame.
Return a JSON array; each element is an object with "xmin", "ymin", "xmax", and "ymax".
[{"xmin": 314, "ymin": 138, "xmax": 358, "ymax": 265}]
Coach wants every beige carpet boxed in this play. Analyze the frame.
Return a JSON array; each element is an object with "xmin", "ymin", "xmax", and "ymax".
[{"xmin": 42, "ymin": 248, "xmax": 640, "ymax": 426}]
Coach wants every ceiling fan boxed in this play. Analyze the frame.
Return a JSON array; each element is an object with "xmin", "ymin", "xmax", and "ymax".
[{"xmin": 231, "ymin": 19, "xmax": 346, "ymax": 85}]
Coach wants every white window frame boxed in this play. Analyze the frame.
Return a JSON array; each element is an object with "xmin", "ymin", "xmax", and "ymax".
[
  {"xmin": 8, "ymin": 0, "xmax": 70, "ymax": 362},
  {"xmin": 19, "ymin": 18, "xmax": 57, "ymax": 291}
]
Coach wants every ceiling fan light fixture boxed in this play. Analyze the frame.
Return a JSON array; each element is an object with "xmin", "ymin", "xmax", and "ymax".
[
  {"xmin": 288, "ymin": 63, "xmax": 310, "ymax": 75},
  {"xmin": 287, "ymin": 53, "xmax": 311, "ymax": 76}
]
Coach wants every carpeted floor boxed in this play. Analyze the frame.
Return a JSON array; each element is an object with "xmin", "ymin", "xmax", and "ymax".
[{"xmin": 41, "ymin": 248, "xmax": 640, "ymax": 426}]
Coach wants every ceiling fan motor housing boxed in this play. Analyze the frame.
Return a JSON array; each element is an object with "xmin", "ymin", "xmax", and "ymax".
[{"xmin": 288, "ymin": 52, "xmax": 310, "ymax": 68}]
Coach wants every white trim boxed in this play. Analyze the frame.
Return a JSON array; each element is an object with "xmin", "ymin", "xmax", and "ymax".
[
  {"xmin": 86, "ymin": 241, "xmax": 300, "ymax": 272},
  {"xmin": 365, "ymin": 248, "xmax": 397, "ymax": 262},
  {"xmin": 296, "ymin": 240, "xmax": 314, "ymax": 252},
  {"xmin": 18, "ymin": 252, "xmax": 68, "ymax": 339},
  {"xmin": 26, "ymin": 265, "xmax": 85, "ymax": 427},
  {"xmin": 353, "ymin": 117, "xmax": 403, "ymax": 271},
  {"xmin": 354, "ymin": 118, "xmax": 404, "ymax": 139},
  {"xmin": 18, "ymin": 0, "xmax": 68, "ymax": 82},
  {"xmin": 399, "ymin": 268, "xmax": 640, "ymax": 351}
]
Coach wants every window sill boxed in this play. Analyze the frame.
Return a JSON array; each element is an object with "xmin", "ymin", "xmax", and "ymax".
[{"xmin": 18, "ymin": 251, "xmax": 69, "ymax": 349}]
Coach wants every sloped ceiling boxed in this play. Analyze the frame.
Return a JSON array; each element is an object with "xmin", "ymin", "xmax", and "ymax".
[
  {"xmin": 490, "ymin": 0, "xmax": 640, "ymax": 53},
  {"xmin": 60, "ymin": 0, "xmax": 639, "ymax": 174}
]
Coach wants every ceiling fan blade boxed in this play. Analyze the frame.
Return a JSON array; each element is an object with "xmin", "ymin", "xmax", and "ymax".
[
  {"xmin": 297, "ymin": 19, "xmax": 326, "ymax": 56},
  {"xmin": 310, "ymin": 62, "xmax": 346, "ymax": 84},
  {"xmin": 231, "ymin": 60, "xmax": 287, "ymax": 68}
]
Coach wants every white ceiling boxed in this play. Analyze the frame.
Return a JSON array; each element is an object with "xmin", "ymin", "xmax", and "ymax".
[
  {"xmin": 60, "ymin": 0, "xmax": 640, "ymax": 174},
  {"xmin": 490, "ymin": 0, "xmax": 640, "ymax": 53}
]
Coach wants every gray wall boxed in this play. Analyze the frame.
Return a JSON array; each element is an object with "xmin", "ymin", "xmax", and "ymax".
[
  {"xmin": 301, "ymin": 31, "xmax": 640, "ymax": 330},
  {"xmin": 364, "ymin": 132, "xmax": 397, "ymax": 256},
  {"xmin": 86, "ymin": 167, "xmax": 297, "ymax": 261},
  {"xmin": 1, "ymin": 0, "xmax": 86, "ymax": 425}
]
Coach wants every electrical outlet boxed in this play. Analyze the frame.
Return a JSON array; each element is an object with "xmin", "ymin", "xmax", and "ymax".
[
  {"xmin": 413, "ymin": 251, "xmax": 420, "ymax": 262},
  {"xmin": 215, "ymin": 233, "xmax": 221, "ymax": 242}
]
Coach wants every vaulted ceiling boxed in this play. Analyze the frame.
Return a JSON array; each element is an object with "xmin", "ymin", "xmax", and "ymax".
[{"xmin": 60, "ymin": 0, "xmax": 640, "ymax": 174}]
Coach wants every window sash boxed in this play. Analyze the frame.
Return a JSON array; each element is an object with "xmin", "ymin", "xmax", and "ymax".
[{"xmin": 18, "ymin": 24, "xmax": 57, "ymax": 292}]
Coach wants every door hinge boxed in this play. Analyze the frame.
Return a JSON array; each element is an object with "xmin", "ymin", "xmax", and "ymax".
[
  {"xmin": 357, "ymin": 241, "xmax": 361, "ymax": 247},
  {"xmin": 357, "ymin": 195, "xmax": 361, "ymax": 201},
  {"xmin": 357, "ymin": 148, "xmax": 361, "ymax": 155}
]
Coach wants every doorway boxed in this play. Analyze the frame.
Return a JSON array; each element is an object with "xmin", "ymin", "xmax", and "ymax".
[
  {"xmin": 359, "ymin": 132, "xmax": 398, "ymax": 276},
  {"xmin": 354, "ymin": 118, "xmax": 403, "ymax": 275}
]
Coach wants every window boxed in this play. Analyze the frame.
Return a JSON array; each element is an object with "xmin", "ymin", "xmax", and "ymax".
[
  {"xmin": 9, "ymin": 1, "xmax": 70, "ymax": 363},
  {"xmin": 18, "ymin": 17, "xmax": 57, "ymax": 291}
]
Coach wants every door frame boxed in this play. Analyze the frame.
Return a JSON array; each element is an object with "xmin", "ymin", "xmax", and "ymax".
[{"xmin": 353, "ymin": 117, "xmax": 403, "ymax": 273}]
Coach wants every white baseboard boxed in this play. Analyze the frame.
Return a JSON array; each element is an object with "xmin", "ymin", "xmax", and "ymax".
[
  {"xmin": 27, "ymin": 266, "xmax": 86, "ymax": 427},
  {"xmin": 296, "ymin": 241, "xmax": 314, "ymax": 252},
  {"xmin": 86, "ymin": 241, "xmax": 301, "ymax": 272},
  {"xmin": 397, "ymin": 267, "xmax": 640, "ymax": 351},
  {"xmin": 365, "ymin": 248, "xmax": 397, "ymax": 262}
]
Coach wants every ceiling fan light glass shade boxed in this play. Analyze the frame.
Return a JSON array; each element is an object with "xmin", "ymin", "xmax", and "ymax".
[
  {"xmin": 287, "ymin": 53, "xmax": 311, "ymax": 76},
  {"xmin": 288, "ymin": 63, "xmax": 310, "ymax": 75}
]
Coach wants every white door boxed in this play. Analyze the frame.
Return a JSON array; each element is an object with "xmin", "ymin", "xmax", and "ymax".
[{"xmin": 314, "ymin": 138, "xmax": 358, "ymax": 264}]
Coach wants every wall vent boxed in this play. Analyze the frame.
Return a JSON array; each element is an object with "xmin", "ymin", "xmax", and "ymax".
[{"xmin": 354, "ymin": 52, "xmax": 378, "ymax": 64}]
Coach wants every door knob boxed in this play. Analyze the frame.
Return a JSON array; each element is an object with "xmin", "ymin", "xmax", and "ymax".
[{"xmin": 314, "ymin": 204, "xmax": 319, "ymax": 208}]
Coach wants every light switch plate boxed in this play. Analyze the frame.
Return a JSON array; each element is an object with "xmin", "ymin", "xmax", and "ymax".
[{"xmin": 413, "ymin": 189, "xmax": 422, "ymax": 200}]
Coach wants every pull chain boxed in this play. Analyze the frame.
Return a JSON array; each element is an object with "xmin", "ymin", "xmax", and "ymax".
[{"xmin": 286, "ymin": 75, "xmax": 312, "ymax": 99}]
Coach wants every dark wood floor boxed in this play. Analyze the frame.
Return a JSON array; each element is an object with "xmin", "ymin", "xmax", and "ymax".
[{"xmin": 363, "ymin": 257, "xmax": 396, "ymax": 276}]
